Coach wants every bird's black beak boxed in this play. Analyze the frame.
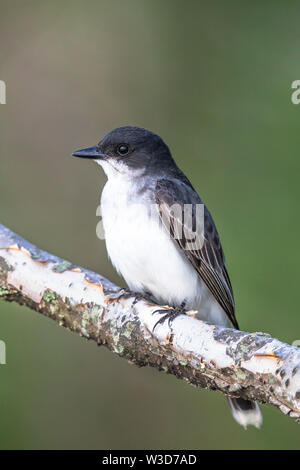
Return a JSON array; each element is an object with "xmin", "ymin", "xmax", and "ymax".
[{"xmin": 72, "ymin": 146, "xmax": 106, "ymax": 159}]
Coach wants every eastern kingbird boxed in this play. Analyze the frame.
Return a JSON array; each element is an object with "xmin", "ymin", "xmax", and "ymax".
[{"xmin": 73, "ymin": 126, "xmax": 262, "ymax": 429}]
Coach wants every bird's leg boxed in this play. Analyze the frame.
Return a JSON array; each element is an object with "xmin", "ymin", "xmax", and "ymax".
[{"xmin": 152, "ymin": 302, "xmax": 186, "ymax": 331}]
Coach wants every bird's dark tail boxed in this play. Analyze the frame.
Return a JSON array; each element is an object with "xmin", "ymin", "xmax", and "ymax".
[{"xmin": 228, "ymin": 397, "xmax": 262, "ymax": 429}]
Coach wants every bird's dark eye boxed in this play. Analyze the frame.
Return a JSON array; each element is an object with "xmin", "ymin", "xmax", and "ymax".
[{"xmin": 117, "ymin": 144, "xmax": 130, "ymax": 156}]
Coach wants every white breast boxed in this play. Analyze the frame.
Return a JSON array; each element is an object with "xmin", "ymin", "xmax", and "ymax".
[{"xmin": 100, "ymin": 173, "xmax": 229, "ymax": 326}]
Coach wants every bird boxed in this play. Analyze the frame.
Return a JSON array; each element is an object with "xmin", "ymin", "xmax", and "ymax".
[{"xmin": 72, "ymin": 126, "xmax": 262, "ymax": 429}]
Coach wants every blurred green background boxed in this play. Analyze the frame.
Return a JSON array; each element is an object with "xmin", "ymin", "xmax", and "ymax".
[{"xmin": 0, "ymin": 0, "xmax": 299, "ymax": 450}]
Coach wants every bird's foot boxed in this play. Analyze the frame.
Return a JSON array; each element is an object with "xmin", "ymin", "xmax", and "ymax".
[
  {"xmin": 132, "ymin": 291, "xmax": 154, "ymax": 305},
  {"xmin": 119, "ymin": 289, "xmax": 155, "ymax": 305},
  {"xmin": 152, "ymin": 303, "xmax": 186, "ymax": 331}
]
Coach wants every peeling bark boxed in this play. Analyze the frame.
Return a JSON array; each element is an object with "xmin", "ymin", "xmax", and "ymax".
[{"xmin": 0, "ymin": 223, "xmax": 299, "ymax": 421}]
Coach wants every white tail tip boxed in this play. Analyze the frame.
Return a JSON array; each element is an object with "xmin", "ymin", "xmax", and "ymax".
[{"xmin": 228, "ymin": 398, "xmax": 263, "ymax": 429}]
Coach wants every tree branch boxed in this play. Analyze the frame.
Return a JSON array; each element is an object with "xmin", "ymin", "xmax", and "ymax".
[{"xmin": 0, "ymin": 223, "xmax": 299, "ymax": 421}]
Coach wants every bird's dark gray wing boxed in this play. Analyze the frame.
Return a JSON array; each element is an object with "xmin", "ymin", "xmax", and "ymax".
[{"xmin": 155, "ymin": 178, "xmax": 238, "ymax": 329}]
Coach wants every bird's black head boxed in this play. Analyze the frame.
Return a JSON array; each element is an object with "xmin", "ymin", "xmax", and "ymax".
[{"xmin": 72, "ymin": 126, "xmax": 175, "ymax": 177}]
